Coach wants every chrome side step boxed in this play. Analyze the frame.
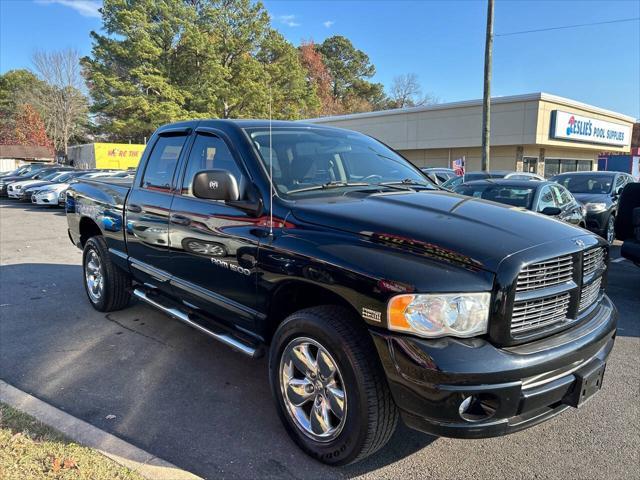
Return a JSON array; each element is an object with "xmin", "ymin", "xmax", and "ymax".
[{"xmin": 133, "ymin": 289, "xmax": 262, "ymax": 358}]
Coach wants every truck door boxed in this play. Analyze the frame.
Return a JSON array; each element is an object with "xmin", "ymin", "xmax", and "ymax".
[
  {"xmin": 167, "ymin": 129, "xmax": 262, "ymax": 330},
  {"xmin": 125, "ymin": 132, "xmax": 189, "ymax": 291}
]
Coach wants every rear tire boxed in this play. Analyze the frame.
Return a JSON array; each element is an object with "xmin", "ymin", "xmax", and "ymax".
[
  {"xmin": 82, "ymin": 236, "xmax": 131, "ymax": 312},
  {"xmin": 269, "ymin": 305, "xmax": 398, "ymax": 465}
]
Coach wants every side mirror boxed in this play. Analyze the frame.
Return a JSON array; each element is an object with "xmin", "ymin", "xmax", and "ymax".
[
  {"xmin": 614, "ymin": 186, "xmax": 624, "ymax": 197},
  {"xmin": 541, "ymin": 206, "xmax": 561, "ymax": 216},
  {"xmin": 192, "ymin": 169, "xmax": 239, "ymax": 201}
]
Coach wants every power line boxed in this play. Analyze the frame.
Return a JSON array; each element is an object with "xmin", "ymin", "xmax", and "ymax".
[{"xmin": 496, "ymin": 17, "xmax": 640, "ymax": 37}]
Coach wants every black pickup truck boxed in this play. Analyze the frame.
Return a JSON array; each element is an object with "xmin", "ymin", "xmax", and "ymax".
[{"xmin": 66, "ymin": 120, "xmax": 617, "ymax": 465}]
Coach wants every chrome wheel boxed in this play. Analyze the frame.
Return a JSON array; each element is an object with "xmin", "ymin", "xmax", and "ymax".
[
  {"xmin": 607, "ymin": 216, "xmax": 615, "ymax": 244},
  {"xmin": 279, "ymin": 337, "xmax": 347, "ymax": 442},
  {"xmin": 85, "ymin": 250, "xmax": 104, "ymax": 302}
]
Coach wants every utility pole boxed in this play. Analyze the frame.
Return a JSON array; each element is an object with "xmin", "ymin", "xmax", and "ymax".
[{"xmin": 481, "ymin": 0, "xmax": 494, "ymax": 171}]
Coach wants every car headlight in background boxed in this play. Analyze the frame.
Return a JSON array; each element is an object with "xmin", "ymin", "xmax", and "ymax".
[
  {"xmin": 584, "ymin": 202, "xmax": 607, "ymax": 212},
  {"xmin": 387, "ymin": 292, "xmax": 490, "ymax": 338}
]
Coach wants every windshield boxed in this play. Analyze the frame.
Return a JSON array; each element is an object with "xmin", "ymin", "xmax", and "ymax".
[
  {"xmin": 552, "ymin": 174, "xmax": 613, "ymax": 194},
  {"xmin": 244, "ymin": 127, "xmax": 434, "ymax": 197},
  {"xmin": 41, "ymin": 171, "xmax": 65, "ymax": 181},
  {"xmin": 54, "ymin": 172, "xmax": 75, "ymax": 182},
  {"xmin": 454, "ymin": 184, "xmax": 535, "ymax": 209}
]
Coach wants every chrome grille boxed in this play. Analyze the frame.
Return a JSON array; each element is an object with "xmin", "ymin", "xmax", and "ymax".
[
  {"xmin": 579, "ymin": 277, "xmax": 602, "ymax": 312},
  {"xmin": 511, "ymin": 293, "xmax": 571, "ymax": 334},
  {"xmin": 583, "ymin": 248, "xmax": 605, "ymax": 279},
  {"xmin": 516, "ymin": 255, "xmax": 574, "ymax": 292}
]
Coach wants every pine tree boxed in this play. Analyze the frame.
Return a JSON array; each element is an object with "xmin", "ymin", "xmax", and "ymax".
[{"xmin": 82, "ymin": 0, "xmax": 319, "ymax": 141}]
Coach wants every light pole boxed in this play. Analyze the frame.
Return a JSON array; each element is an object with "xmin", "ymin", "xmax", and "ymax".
[{"xmin": 481, "ymin": 0, "xmax": 494, "ymax": 171}]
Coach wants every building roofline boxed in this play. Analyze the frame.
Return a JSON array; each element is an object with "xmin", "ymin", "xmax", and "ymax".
[{"xmin": 304, "ymin": 92, "xmax": 636, "ymax": 124}]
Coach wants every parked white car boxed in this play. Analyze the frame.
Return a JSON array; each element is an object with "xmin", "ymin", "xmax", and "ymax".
[
  {"xmin": 31, "ymin": 183, "xmax": 69, "ymax": 206},
  {"xmin": 6, "ymin": 170, "xmax": 71, "ymax": 198}
]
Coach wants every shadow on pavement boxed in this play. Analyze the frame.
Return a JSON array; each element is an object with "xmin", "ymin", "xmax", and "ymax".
[
  {"xmin": 0, "ymin": 262, "xmax": 437, "ymax": 479},
  {"xmin": 606, "ymin": 246, "xmax": 639, "ymax": 338},
  {"xmin": 0, "ymin": 198, "xmax": 66, "ymax": 216}
]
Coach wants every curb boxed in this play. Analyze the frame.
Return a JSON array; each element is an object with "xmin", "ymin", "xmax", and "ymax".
[{"xmin": 0, "ymin": 380, "xmax": 202, "ymax": 480}]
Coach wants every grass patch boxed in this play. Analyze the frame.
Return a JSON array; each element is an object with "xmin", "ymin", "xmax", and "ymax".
[{"xmin": 0, "ymin": 402, "xmax": 145, "ymax": 479}]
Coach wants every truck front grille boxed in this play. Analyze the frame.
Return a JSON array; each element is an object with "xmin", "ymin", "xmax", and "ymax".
[
  {"xmin": 511, "ymin": 293, "xmax": 571, "ymax": 334},
  {"xmin": 579, "ymin": 277, "xmax": 602, "ymax": 312},
  {"xmin": 583, "ymin": 247, "xmax": 605, "ymax": 279},
  {"xmin": 516, "ymin": 255, "xmax": 573, "ymax": 292}
]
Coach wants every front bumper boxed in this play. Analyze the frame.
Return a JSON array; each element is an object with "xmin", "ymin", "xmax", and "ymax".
[
  {"xmin": 32, "ymin": 191, "xmax": 59, "ymax": 205},
  {"xmin": 372, "ymin": 295, "xmax": 617, "ymax": 439},
  {"xmin": 585, "ymin": 210, "xmax": 610, "ymax": 236}
]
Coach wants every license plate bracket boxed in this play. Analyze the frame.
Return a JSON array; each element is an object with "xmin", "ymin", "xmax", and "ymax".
[{"xmin": 565, "ymin": 360, "xmax": 606, "ymax": 408}]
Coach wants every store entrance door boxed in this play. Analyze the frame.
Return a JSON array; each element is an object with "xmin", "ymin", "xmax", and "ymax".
[{"xmin": 523, "ymin": 156, "xmax": 538, "ymax": 174}]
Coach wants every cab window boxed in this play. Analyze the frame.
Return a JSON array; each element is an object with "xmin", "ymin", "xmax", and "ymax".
[
  {"xmin": 181, "ymin": 134, "xmax": 246, "ymax": 197},
  {"xmin": 141, "ymin": 135, "xmax": 187, "ymax": 192}
]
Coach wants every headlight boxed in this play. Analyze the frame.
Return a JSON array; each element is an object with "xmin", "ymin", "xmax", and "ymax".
[
  {"xmin": 387, "ymin": 292, "xmax": 490, "ymax": 338},
  {"xmin": 585, "ymin": 202, "xmax": 607, "ymax": 212}
]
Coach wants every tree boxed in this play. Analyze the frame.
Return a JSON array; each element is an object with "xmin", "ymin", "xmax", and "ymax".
[
  {"xmin": 82, "ymin": 0, "xmax": 318, "ymax": 141},
  {"xmin": 0, "ymin": 70, "xmax": 46, "ymax": 118},
  {"xmin": 299, "ymin": 40, "xmax": 335, "ymax": 115},
  {"xmin": 317, "ymin": 35, "xmax": 385, "ymax": 112},
  {"xmin": 31, "ymin": 49, "xmax": 89, "ymax": 154},
  {"xmin": 0, "ymin": 103, "xmax": 53, "ymax": 151},
  {"xmin": 387, "ymin": 73, "xmax": 438, "ymax": 109}
]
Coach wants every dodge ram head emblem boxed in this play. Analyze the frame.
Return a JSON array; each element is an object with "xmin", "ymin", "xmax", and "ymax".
[
  {"xmin": 573, "ymin": 238, "xmax": 586, "ymax": 248},
  {"xmin": 209, "ymin": 180, "xmax": 219, "ymax": 189}
]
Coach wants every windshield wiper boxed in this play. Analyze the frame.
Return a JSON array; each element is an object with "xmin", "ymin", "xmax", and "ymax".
[
  {"xmin": 379, "ymin": 179, "xmax": 434, "ymax": 189},
  {"xmin": 287, "ymin": 181, "xmax": 370, "ymax": 194}
]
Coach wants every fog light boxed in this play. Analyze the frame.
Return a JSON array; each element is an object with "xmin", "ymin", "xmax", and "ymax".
[{"xmin": 458, "ymin": 394, "xmax": 499, "ymax": 422}]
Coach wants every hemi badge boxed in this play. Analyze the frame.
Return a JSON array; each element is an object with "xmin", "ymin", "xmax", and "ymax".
[{"xmin": 362, "ymin": 307, "xmax": 382, "ymax": 322}]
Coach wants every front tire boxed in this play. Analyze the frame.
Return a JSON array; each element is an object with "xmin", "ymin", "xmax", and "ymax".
[
  {"xmin": 82, "ymin": 236, "xmax": 131, "ymax": 312},
  {"xmin": 269, "ymin": 306, "xmax": 398, "ymax": 465},
  {"xmin": 606, "ymin": 214, "xmax": 616, "ymax": 244}
]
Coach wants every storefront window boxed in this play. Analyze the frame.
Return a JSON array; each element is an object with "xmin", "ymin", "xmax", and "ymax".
[
  {"xmin": 523, "ymin": 156, "xmax": 538, "ymax": 173},
  {"xmin": 576, "ymin": 160, "xmax": 592, "ymax": 171},
  {"xmin": 544, "ymin": 159, "xmax": 592, "ymax": 178}
]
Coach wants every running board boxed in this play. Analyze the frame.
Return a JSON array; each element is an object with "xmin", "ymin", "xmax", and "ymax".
[{"xmin": 133, "ymin": 289, "xmax": 262, "ymax": 358}]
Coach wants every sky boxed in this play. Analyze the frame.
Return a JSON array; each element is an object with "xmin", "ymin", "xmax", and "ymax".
[{"xmin": 1, "ymin": 0, "xmax": 638, "ymax": 119}]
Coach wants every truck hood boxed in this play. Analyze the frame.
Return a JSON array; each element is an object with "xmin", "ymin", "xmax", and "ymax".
[{"xmin": 290, "ymin": 191, "xmax": 590, "ymax": 272}]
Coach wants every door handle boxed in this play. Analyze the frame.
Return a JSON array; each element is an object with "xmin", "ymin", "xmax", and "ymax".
[
  {"xmin": 170, "ymin": 214, "xmax": 191, "ymax": 226},
  {"xmin": 127, "ymin": 204, "xmax": 142, "ymax": 213}
]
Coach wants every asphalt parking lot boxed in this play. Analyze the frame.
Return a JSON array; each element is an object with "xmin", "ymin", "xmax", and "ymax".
[{"xmin": 1, "ymin": 198, "xmax": 639, "ymax": 480}]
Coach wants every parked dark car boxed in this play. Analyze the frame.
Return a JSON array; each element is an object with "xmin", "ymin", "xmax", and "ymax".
[
  {"xmin": 442, "ymin": 170, "xmax": 544, "ymax": 190},
  {"xmin": 615, "ymin": 182, "xmax": 640, "ymax": 266},
  {"xmin": 66, "ymin": 120, "xmax": 615, "ymax": 465},
  {"xmin": 0, "ymin": 166, "xmax": 61, "ymax": 196},
  {"xmin": 453, "ymin": 179, "xmax": 586, "ymax": 227},
  {"xmin": 421, "ymin": 167, "xmax": 457, "ymax": 185},
  {"xmin": 0, "ymin": 163, "xmax": 50, "ymax": 178},
  {"xmin": 551, "ymin": 171, "xmax": 635, "ymax": 243}
]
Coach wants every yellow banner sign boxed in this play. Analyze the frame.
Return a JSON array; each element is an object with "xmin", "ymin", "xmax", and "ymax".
[{"xmin": 94, "ymin": 143, "xmax": 145, "ymax": 170}]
